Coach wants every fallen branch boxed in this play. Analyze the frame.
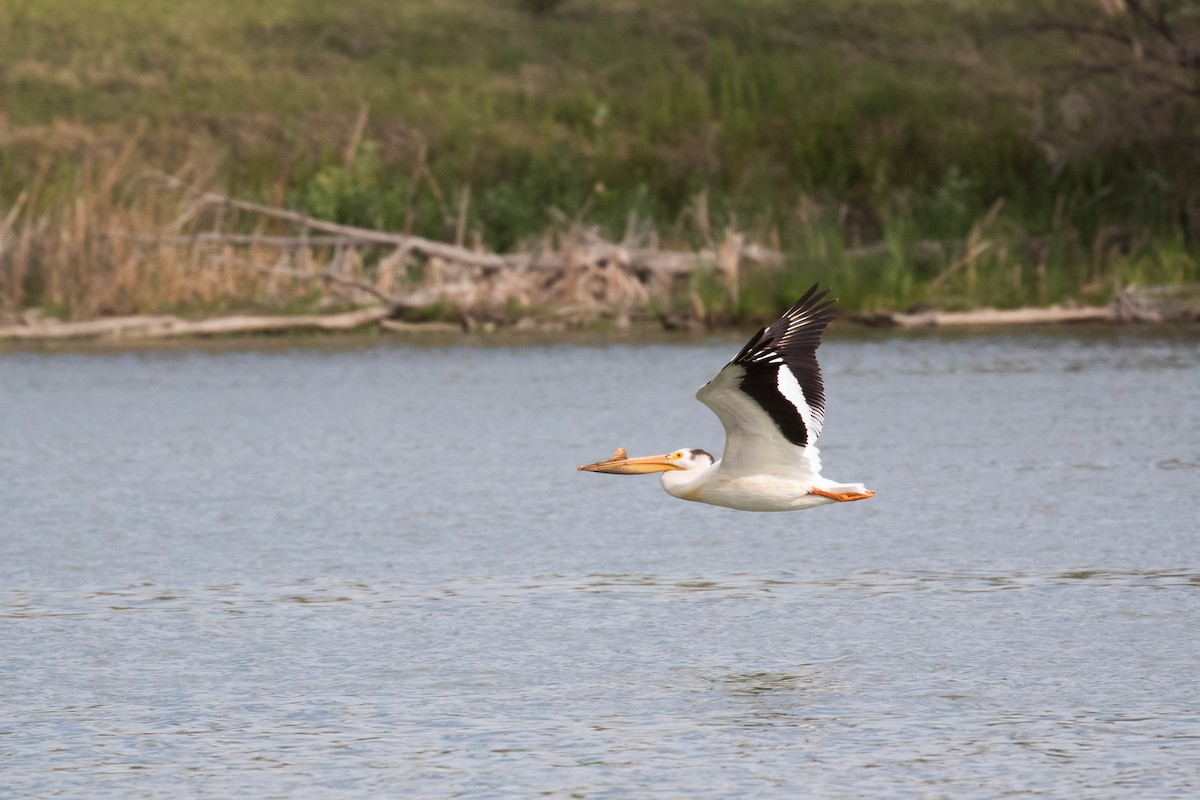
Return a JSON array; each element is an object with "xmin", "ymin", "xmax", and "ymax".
[
  {"xmin": 886, "ymin": 305, "xmax": 1111, "ymax": 327},
  {"xmin": 156, "ymin": 173, "xmax": 521, "ymax": 270},
  {"xmin": 379, "ymin": 318, "xmax": 463, "ymax": 334},
  {"xmin": 0, "ymin": 307, "xmax": 392, "ymax": 341}
]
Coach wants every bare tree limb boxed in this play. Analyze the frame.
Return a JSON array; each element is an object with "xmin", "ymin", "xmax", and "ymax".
[{"xmin": 151, "ymin": 173, "xmax": 513, "ymax": 269}]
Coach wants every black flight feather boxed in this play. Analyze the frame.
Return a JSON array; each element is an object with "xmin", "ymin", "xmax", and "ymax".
[{"xmin": 726, "ymin": 284, "xmax": 836, "ymax": 447}]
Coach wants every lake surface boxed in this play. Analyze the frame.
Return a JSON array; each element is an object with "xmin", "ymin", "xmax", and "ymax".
[{"xmin": 2, "ymin": 327, "xmax": 1199, "ymax": 798}]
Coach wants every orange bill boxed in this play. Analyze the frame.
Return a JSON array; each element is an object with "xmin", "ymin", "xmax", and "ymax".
[{"xmin": 577, "ymin": 451, "xmax": 684, "ymax": 474}]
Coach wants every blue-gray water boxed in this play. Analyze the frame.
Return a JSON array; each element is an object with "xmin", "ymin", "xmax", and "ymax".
[{"xmin": 2, "ymin": 329, "xmax": 1199, "ymax": 798}]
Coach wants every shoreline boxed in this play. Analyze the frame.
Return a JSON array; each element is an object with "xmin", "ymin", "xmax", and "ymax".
[{"xmin": 2, "ymin": 295, "xmax": 1195, "ymax": 348}]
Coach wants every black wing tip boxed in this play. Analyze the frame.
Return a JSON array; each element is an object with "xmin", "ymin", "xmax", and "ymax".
[
  {"xmin": 728, "ymin": 283, "xmax": 838, "ymax": 366},
  {"xmin": 786, "ymin": 283, "xmax": 837, "ymax": 320}
]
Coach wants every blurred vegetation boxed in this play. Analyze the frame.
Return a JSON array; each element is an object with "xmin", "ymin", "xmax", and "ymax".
[{"xmin": 0, "ymin": 0, "xmax": 1198, "ymax": 318}]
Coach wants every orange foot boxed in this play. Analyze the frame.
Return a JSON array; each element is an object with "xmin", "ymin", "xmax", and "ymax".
[{"xmin": 810, "ymin": 487, "xmax": 876, "ymax": 502}]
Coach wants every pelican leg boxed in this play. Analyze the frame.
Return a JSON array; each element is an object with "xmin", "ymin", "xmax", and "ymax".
[{"xmin": 810, "ymin": 487, "xmax": 876, "ymax": 502}]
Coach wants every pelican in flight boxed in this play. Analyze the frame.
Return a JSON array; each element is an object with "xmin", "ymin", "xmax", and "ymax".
[{"xmin": 578, "ymin": 284, "xmax": 874, "ymax": 511}]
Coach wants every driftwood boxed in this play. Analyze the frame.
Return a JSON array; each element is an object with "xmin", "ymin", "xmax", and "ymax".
[
  {"xmin": 867, "ymin": 285, "xmax": 1200, "ymax": 328},
  {"xmin": 379, "ymin": 318, "xmax": 463, "ymax": 334},
  {"xmin": 0, "ymin": 307, "xmax": 392, "ymax": 341},
  {"xmin": 886, "ymin": 305, "xmax": 1112, "ymax": 327}
]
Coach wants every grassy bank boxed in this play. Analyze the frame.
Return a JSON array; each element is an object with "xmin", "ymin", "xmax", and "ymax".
[{"xmin": 1, "ymin": 0, "xmax": 1197, "ymax": 321}]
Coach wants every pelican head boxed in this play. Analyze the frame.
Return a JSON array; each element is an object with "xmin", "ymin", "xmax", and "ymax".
[{"xmin": 578, "ymin": 447, "xmax": 715, "ymax": 475}]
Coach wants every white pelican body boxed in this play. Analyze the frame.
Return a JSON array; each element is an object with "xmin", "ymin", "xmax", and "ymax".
[{"xmin": 579, "ymin": 284, "xmax": 873, "ymax": 512}]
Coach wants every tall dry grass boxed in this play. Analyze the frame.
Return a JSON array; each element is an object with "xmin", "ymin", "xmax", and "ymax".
[{"xmin": 0, "ymin": 157, "xmax": 356, "ymax": 321}]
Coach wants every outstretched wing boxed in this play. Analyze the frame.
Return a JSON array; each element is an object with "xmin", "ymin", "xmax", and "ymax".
[{"xmin": 695, "ymin": 284, "xmax": 836, "ymax": 478}]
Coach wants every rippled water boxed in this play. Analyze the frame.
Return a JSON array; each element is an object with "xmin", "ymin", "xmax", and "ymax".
[{"xmin": 3, "ymin": 328, "xmax": 1199, "ymax": 797}]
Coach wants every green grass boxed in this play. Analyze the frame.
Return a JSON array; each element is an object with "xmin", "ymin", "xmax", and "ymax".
[{"xmin": 1, "ymin": 0, "xmax": 1197, "ymax": 317}]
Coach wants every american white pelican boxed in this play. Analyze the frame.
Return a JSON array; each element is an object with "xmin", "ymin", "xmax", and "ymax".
[{"xmin": 578, "ymin": 284, "xmax": 874, "ymax": 511}]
